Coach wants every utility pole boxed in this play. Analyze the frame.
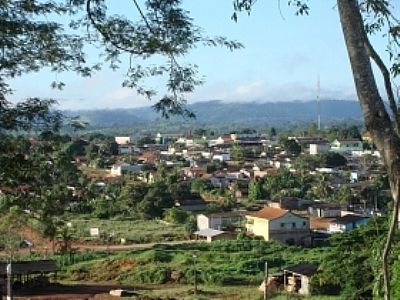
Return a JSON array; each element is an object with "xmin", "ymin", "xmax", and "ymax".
[
  {"xmin": 7, "ymin": 260, "xmax": 13, "ymax": 300},
  {"xmin": 193, "ymin": 253, "xmax": 197, "ymax": 295},
  {"xmin": 264, "ymin": 262, "xmax": 268, "ymax": 300}
]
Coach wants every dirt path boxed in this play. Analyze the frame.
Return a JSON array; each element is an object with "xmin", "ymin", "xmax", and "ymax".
[
  {"xmin": 72, "ymin": 240, "xmax": 195, "ymax": 252},
  {"xmin": 0, "ymin": 240, "xmax": 198, "ymax": 257}
]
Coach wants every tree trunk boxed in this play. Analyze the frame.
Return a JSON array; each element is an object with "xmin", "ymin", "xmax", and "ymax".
[{"xmin": 337, "ymin": 0, "xmax": 400, "ymax": 299}]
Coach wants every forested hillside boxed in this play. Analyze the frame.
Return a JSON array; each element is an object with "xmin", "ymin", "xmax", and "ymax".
[{"xmin": 64, "ymin": 100, "xmax": 362, "ymax": 128}]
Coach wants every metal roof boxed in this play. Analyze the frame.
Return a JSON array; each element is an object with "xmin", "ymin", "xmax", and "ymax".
[
  {"xmin": 194, "ymin": 228, "xmax": 225, "ymax": 238},
  {"xmin": 284, "ymin": 263, "xmax": 318, "ymax": 276},
  {"xmin": 0, "ymin": 260, "xmax": 59, "ymax": 276}
]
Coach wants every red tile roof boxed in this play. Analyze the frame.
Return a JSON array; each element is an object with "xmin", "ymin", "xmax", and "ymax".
[{"xmin": 249, "ymin": 207, "xmax": 289, "ymax": 220}]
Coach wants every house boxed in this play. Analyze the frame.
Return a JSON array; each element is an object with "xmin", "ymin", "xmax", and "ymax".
[
  {"xmin": 245, "ymin": 207, "xmax": 310, "ymax": 245},
  {"xmin": 309, "ymin": 143, "xmax": 330, "ymax": 155},
  {"xmin": 328, "ymin": 214, "xmax": 369, "ymax": 233},
  {"xmin": 330, "ymin": 138, "xmax": 363, "ymax": 153},
  {"xmin": 110, "ymin": 163, "xmax": 142, "ymax": 176},
  {"xmin": 118, "ymin": 144, "xmax": 137, "ymax": 155},
  {"xmin": 283, "ymin": 263, "xmax": 318, "ymax": 295},
  {"xmin": 268, "ymin": 197, "xmax": 313, "ymax": 210},
  {"xmin": 252, "ymin": 165, "xmax": 278, "ymax": 179},
  {"xmin": 212, "ymin": 153, "xmax": 230, "ymax": 162},
  {"xmin": 197, "ymin": 212, "xmax": 244, "ymax": 230},
  {"xmin": 155, "ymin": 132, "xmax": 182, "ymax": 144},
  {"xmin": 138, "ymin": 151, "xmax": 159, "ymax": 164},
  {"xmin": 290, "ymin": 136, "xmax": 327, "ymax": 146},
  {"xmin": 308, "ymin": 203, "xmax": 342, "ymax": 218},
  {"xmin": 115, "ymin": 136, "xmax": 133, "ymax": 145}
]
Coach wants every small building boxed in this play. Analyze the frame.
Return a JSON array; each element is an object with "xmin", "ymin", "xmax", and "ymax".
[
  {"xmin": 309, "ymin": 143, "xmax": 330, "ymax": 155},
  {"xmin": 328, "ymin": 214, "xmax": 369, "ymax": 233},
  {"xmin": 110, "ymin": 163, "xmax": 142, "ymax": 176},
  {"xmin": 212, "ymin": 153, "xmax": 230, "ymax": 162},
  {"xmin": 193, "ymin": 228, "xmax": 233, "ymax": 242},
  {"xmin": 0, "ymin": 260, "xmax": 59, "ymax": 287},
  {"xmin": 197, "ymin": 212, "xmax": 244, "ymax": 230},
  {"xmin": 283, "ymin": 263, "xmax": 318, "ymax": 296},
  {"xmin": 308, "ymin": 203, "xmax": 342, "ymax": 218},
  {"xmin": 330, "ymin": 138, "xmax": 363, "ymax": 153},
  {"xmin": 115, "ymin": 136, "xmax": 133, "ymax": 145},
  {"xmin": 268, "ymin": 197, "xmax": 313, "ymax": 211},
  {"xmin": 245, "ymin": 207, "xmax": 310, "ymax": 245}
]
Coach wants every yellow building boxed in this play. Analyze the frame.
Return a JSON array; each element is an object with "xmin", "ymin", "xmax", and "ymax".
[{"xmin": 246, "ymin": 207, "xmax": 310, "ymax": 245}]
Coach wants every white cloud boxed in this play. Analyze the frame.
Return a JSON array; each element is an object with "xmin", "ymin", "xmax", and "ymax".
[{"xmin": 190, "ymin": 79, "xmax": 357, "ymax": 103}]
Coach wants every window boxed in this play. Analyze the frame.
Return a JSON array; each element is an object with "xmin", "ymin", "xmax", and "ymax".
[
  {"xmin": 303, "ymin": 221, "xmax": 307, "ymax": 227},
  {"xmin": 292, "ymin": 222, "xmax": 296, "ymax": 228},
  {"xmin": 280, "ymin": 223, "xmax": 285, "ymax": 228}
]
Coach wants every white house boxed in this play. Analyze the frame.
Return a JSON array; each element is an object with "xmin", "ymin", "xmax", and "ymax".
[
  {"xmin": 110, "ymin": 163, "xmax": 142, "ymax": 176},
  {"xmin": 197, "ymin": 212, "xmax": 244, "ymax": 230},
  {"xmin": 115, "ymin": 136, "xmax": 133, "ymax": 145},
  {"xmin": 212, "ymin": 153, "xmax": 230, "ymax": 162}
]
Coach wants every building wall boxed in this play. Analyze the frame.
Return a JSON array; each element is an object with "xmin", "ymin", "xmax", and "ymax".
[
  {"xmin": 269, "ymin": 214, "xmax": 309, "ymax": 231},
  {"xmin": 246, "ymin": 217, "xmax": 269, "ymax": 240},
  {"xmin": 309, "ymin": 144, "xmax": 330, "ymax": 155},
  {"xmin": 247, "ymin": 213, "xmax": 310, "ymax": 244},
  {"xmin": 115, "ymin": 136, "xmax": 132, "ymax": 145}
]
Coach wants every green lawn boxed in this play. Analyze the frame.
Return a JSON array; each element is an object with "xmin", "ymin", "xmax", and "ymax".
[{"xmin": 67, "ymin": 218, "xmax": 188, "ymax": 243}]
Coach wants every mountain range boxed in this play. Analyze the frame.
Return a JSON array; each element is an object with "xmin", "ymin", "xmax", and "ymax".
[{"xmin": 64, "ymin": 100, "xmax": 363, "ymax": 128}]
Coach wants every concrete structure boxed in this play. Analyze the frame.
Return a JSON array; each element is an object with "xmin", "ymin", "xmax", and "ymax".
[
  {"xmin": 308, "ymin": 203, "xmax": 342, "ymax": 218},
  {"xmin": 110, "ymin": 163, "xmax": 142, "ymax": 176},
  {"xmin": 283, "ymin": 263, "xmax": 318, "ymax": 296},
  {"xmin": 309, "ymin": 143, "xmax": 330, "ymax": 155},
  {"xmin": 245, "ymin": 207, "xmax": 310, "ymax": 245},
  {"xmin": 197, "ymin": 212, "xmax": 244, "ymax": 230}
]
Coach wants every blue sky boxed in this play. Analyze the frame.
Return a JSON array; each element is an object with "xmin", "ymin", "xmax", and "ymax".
[{"xmin": 9, "ymin": 0, "xmax": 393, "ymax": 110}]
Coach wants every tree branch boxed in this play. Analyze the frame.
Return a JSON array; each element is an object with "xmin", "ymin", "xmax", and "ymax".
[
  {"xmin": 363, "ymin": 31, "xmax": 400, "ymax": 133},
  {"xmin": 86, "ymin": 0, "xmax": 143, "ymax": 55}
]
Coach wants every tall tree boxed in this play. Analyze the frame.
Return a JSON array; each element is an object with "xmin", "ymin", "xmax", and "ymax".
[{"xmin": 233, "ymin": 0, "xmax": 400, "ymax": 298}]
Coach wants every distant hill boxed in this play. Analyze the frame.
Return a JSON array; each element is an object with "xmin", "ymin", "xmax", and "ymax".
[{"xmin": 64, "ymin": 100, "xmax": 363, "ymax": 128}]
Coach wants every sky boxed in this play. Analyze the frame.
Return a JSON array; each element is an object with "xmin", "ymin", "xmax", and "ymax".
[{"xmin": 8, "ymin": 0, "xmax": 396, "ymax": 110}]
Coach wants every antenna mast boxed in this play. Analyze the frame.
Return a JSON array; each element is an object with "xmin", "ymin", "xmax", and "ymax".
[{"xmin": 317, "ymin": 75, "xmax": 321, "ymax": 131}]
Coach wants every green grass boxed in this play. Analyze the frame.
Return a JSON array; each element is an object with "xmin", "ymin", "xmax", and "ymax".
[
  {"xmin": 60, "ymin": 240, "xmax": 329, "ymax": 286},
  {"xmin": 67, "ymin": 217, "xmax": 188, "ymax": 243}
]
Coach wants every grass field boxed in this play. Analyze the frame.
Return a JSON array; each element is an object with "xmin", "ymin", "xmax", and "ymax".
[
  {"xmin": 67, "ymin": 217, "xmax": 188, "ymax": 243},
  {"xmin": 60, "ymin": 240, "xmax": 329, "ymax": 285}
]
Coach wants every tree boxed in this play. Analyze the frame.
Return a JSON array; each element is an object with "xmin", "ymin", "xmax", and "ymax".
[
  {"xmin": 315, "ymin": 217, "xmax": 387, "ymax": 299},
  {"xmin": 230, "ymin": 144, "xmax": 246, "ymax": 162},
  {"xmin": 332, "ymin": 185, "xmax": 354, "ymax": 205},
  {"xmin": 163, "ymin": 207, "xmax": 190, "ymax": 224},
  {"xmin": 233, "ymin": 1, "xmax": 400, "ymax": 298},
  {"xmin": 281, "ymin": 139, "xmax": 301, "ymax": 156},
  {"xmin": 248, "ymin": 179, "xmax": 264, "ymax": 202},
  {"xmin": 319, "ymin": 152, "xmax": 347, "ymax": 168},
  {"xmin": 309, "ymin": 174, "xmax": 332, "ymax": 201},
  {"xmin": 293, "ymin": 154, "xmax": 321, "ymax": 173},
  {"xmin": 269, "ymin": 127, "xmax": 277, "ymax": 138}
]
